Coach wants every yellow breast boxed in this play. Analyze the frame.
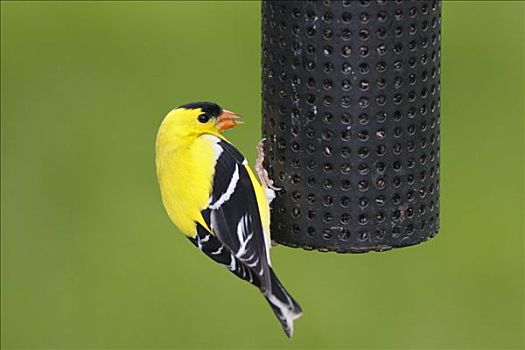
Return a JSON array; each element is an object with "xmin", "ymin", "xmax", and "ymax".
[{"xmin": 156, "ymin": 135, "xmax": 216, "ymax": 236}]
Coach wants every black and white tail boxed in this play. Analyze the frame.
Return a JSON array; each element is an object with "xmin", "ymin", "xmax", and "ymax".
[
  {"xmin": 265, "ymin": 269, "xmax": 303, "ymax": 338},
  {"xmin": 190, "ymin": 225, "xmax": 302, "ymax": 338}
]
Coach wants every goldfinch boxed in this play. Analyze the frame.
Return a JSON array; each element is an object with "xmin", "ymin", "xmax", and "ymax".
[{"xmin": 155, "ymin": 102, "xmax": 302, "ymax": 337}]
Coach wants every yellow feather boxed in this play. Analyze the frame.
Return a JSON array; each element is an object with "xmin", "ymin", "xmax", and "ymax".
[
  {"xmin": 155, "ymin": 108, "xmax": 220, "ymax": 236},
  {"xmin": 155, "ymin": 107, "xmax": 271, "ymax": 241},
  {"xmin": 245, "ymin": 165, "xmax": 271, "ymax": 235}
]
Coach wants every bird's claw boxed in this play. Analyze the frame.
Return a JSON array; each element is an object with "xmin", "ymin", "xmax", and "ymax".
[{"xmin": 255, "ymin": 138, "xmax": 281, "ymax": 191}]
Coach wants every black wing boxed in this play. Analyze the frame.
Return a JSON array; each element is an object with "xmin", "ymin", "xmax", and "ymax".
[
  {"xmin": 189, "ymin": 223, "xmax": 264, "ymax": 289},
  {"xmin": 199, "ymin": 137, "xmax": 272, "ymax": 292}
]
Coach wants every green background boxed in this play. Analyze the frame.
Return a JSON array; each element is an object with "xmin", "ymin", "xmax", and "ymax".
[{"xmin": 1, "ymin": 1, "xmax": 523, "ymax": 349}]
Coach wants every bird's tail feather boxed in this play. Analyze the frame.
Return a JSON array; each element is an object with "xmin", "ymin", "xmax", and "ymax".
[{"xmin": 265, "ymin": 269, "xmax": 303, "ymax": 338}]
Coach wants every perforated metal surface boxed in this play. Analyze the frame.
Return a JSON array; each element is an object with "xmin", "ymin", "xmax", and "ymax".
[{"xmin": 261, "ymin": 0, "xmax": 441, "ymax": 253}]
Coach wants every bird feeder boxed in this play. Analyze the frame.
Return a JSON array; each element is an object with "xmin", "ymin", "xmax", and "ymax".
[{"xmin": 261, "ymin": 0, "xmax": 441, "ymax": 253}]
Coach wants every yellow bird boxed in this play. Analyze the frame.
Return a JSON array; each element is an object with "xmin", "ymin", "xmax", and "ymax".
[{"xmin": 155, "ymin": 102, "xmax": 302, "ymax": 337}]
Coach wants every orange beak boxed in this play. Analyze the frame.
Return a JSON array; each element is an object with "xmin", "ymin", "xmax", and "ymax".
[{"xmin": 216, "ymin": 109, "xmax": 243, "ymax": 132}]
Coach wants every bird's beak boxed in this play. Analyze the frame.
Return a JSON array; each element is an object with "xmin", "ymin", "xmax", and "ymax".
[{"xmin": 216, "ymin": 109, "xmax": 243, "ymax": 132}]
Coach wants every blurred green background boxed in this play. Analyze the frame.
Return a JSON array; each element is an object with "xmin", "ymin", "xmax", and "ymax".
[{"xmin": 1, "ymin": 1, "xmax": 523, "ymax": 349}]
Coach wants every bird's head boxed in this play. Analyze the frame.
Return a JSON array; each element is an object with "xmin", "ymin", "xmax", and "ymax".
[{"xmin": 159, "ymin": 102, "xmax": 242, "ymax": 141}]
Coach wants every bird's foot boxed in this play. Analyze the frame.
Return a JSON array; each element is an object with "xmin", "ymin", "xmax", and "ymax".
[{"xmin": 255, "ymin": 138, "xmax": 280, "ymax": 191}]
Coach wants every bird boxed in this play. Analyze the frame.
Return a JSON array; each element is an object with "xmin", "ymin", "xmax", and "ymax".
[{"xmin": 155, "ymin": 101, "xmax": 302, "ymax": 337}]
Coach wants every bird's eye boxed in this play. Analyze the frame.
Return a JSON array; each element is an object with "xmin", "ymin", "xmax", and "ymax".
[{"xmin": 198, "ymin": 113, "xmax": 210, "ymax": 123}]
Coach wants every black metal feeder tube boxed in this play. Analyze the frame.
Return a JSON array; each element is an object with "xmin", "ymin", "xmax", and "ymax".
[{"xmin": 261, "ymin": 0, "xmax": 441, "ymax": 253}]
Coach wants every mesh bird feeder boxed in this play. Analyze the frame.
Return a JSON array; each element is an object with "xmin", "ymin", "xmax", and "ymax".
[{"xmin": 261, "ymin": 0, "xmax": 441, "ymax": 253}]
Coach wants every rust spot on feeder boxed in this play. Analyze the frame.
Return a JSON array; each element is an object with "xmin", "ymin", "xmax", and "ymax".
[{"xmin": 399, "ymin": 203, "xmax": 409, "ymax": 223}]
